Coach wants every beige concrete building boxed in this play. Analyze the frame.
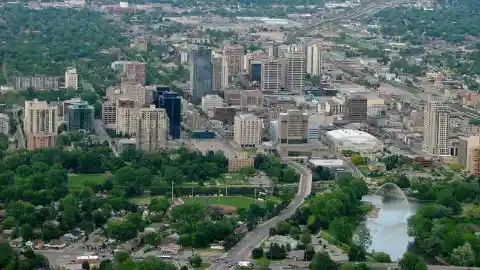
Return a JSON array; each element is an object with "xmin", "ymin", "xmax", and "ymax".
[
  {"xmin": 307, "ymin": 44, "xmax": 323, "ymax": 76},
  {"xmin": 24, "ymin": 99, "xmax": 58, "ymax": 135},
  {"xmin": 136, "ymin": 105, "xmax": 169, "ymax": 152},
  {"xmin": 0, "ymin": 113, "xmax": 9, "ymax": 135},
  {"xmin": 278, "ymin": 110, "xmax": 309, "ymax": 144},
  {"xmin": 116, "ymin": 97, "xmax": 141, "ymax": 136},
  {"xmin": 284, "ymin": 51, "xmax": 306, "ymax": 94},
  {"xmin": 228, "ymin": 151, "xmax": 254, "ymax": 171},
  {"xmin": 185, "ymin": 110, "xmax": 203, "ymax": 129},
  {"xmin": 27, "ymin": 133, "xmax": 56, "ymax": 149},
  {"xmin": 261, "ymin": 57, "xmax": 284, "ymax": 93},
  {"xmin": 234, "ymin": 114, "xmax": 262, "ymax": 147},
  {"xmin": 212, "ymin": 56, "xmax": 224, "ymax": 92},
  {"xmin": 458, "ymin": 135, "xmax": 480, "ymax": 176},
  {"xmin": 240, "ymin": 90, "xmax": 263, "ymax": 109},
  {"xmin": 223, "ymin": 44, "xmax": 245, "ymax": 84},
  {"xmin": 201, "ymin": 95, "xmax": 224, "ymax": 113},
  {"xmin": 65, "ymin": 67, "xmax": 78, "ymax": 90},
  {"xmin": 120, "ymin": 82, "xmax": 148, "ymax": 105},
  {"xmin": 423, "ymin": 100, "xmax": 450, "ymax": 156}
]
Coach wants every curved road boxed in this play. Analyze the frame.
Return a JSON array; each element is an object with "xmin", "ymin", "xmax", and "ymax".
[{"xmin": 209, "ymin": 162, "xmax": 312, "ymax": 270}]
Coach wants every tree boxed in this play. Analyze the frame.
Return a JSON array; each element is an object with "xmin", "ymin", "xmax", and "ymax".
[
  {"xmin": 310, "ymin": 252, "xmax": 335, "ymax": 270},
  {"xmin": 373, "ymin": 252, "xmax": 392, "ymax": 263},
  {"xmin": 450, "ymin": 242, "xmax": 475, "ymax": 266},
  {"xmin": 399, "ymin": 252, "xmax": 427, "ymax": 270},
  {"xmin": 352, "ymin": 226, "xmax": 372, "ymax": 250},
  {"xmin": 82, "ymin": 261, "xmax": 90, "ymax": 270},
  {"xmin": 149, "ymin": 197, "xmax": 170, "ymax": 213},
  {"xmin": 350, "ymin": 154, "xmax": 365, "ymax": 166},
  {"xmin": 348, "ymin": 244, "xmax": 366, "ymax": 262},
  {"xmin": 300, "ymin": 233, "xmax": 312, "ymax": 245},
  {"xmin": 20, "ymin": 223, "xmax": 34, "ymax": 241},
  {"xmin": 252, "ymin": 247, "xmax": 264, "ymax": 259},
  {"xmin": 255, "ymin": 258, "xmax": 271, "ymax": 270},
  {"xmin": 188, "ymin": 255, "xmax": 202, "ymax": 268}
]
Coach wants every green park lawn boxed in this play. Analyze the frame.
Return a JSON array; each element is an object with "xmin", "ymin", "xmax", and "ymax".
[
  {"xmin": 183, "ymin": 196, "xmax": 259, "ymax": 209},
  {"xmin": 194, "ymin": 263, "xmax": 211, "ymax": 270},
  {"xmin": 68, "ymin": 174, "xmax": 106, "ymax": 192}
]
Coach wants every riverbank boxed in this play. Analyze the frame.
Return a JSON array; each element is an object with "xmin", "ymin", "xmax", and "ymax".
[{"xmin": 367, "ymin": 204, "xmax": 380, "ymax": 218}]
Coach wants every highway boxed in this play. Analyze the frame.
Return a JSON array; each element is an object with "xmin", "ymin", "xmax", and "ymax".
[{"xmin": 209, "ymin": 162, "xmax": 312, "ymax": 270}]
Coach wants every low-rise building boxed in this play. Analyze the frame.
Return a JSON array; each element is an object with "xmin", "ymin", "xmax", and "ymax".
[{"xmin": 228, "ymin": 151, "xmax": 254, "ymax": 171}]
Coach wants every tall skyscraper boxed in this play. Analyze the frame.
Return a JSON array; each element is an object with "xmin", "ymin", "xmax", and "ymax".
[
  {"xmin": 24, "ymin": 99, "xmax": 58, "ymax": 149},
  {"xmin": 423, "ymin": 99, "xmax": 450, "ymax": 155},
  {"xmin": 223, "ymin": 44, "xmax": 245, "ymax": 83},
  {"xmin": 458, "ymin": 135, "xmax": 480, "ymax": 176},
  {"xmin": 234, "ymin": 114, "xmax": 262, "ymax": 148},
  {"xmin": 345, "ymin": 95, "xmax": 368, "ymax": 123},
  {"xmin": 65, "ymin": 67, "xmax": 78, "ymax": 90},
  {"xmin": 136, "ymin": 105, "xmax": 169, "ymax": 152},
  {"xmin": 307, "ymin": 44, "xmax": 323, "ymax": 76},
  {"xmin": 284, "ymin": 51, "xmax": 306, "ymax": 94},
  {"xmin": 24, "ymin": 100, "xmax": 58, "ymax": 135},
  {"xmin": 189, "ymin": 47, "xmax": 213, "ymax": 104},
  {"xmin": 212, "ymin": 56, "xmax": 223, "ymax": 92},
  {"xmin": 68, "ymin": 101, "xmax": 94, "ymax": 132},
  {"xmin": 278, "ymin": 110, "xmax": 309, "ymax": 144},
  {"xmin": 116, "ymin": 97, "xmax": 140, "ymax": 136},
  {"xmin": 261, "ymin": 57, "xmax": 284, "ymax": 93},
  {"xmin": 154, "ymin": 87, "xmax": 181, "ymax": 139}
]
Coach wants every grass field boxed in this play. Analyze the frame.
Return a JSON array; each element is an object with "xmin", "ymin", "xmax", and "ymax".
[
  {"xmin": 182, "ymin": 196, "xmax": 260, "ymax": 209},
  {"xmin": 68, "ymin": 174, "xmax": 105, "ymax": 191},
  {"xmin": 194, "ymin": 263, "xmax": 211, "ymax": 270}
]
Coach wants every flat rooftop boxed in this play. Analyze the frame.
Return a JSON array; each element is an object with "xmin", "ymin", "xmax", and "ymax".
[{"xmin": 190, "ymin": 139, "xmax": 235, "ymax": 158}]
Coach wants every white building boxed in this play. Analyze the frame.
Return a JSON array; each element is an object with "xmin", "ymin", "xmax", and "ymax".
[
  {"xmin": 261, "ymin": 57, "xmax": 284, "ymax": 93},
  {"xmin": 0, "ymin": 113, "xmax": 9, "ymax": 135},
  {"xmin": 234, "ymin": 114, "xmax": 263, "ymax": 148},
  {"xmin": 325, "ymin": 129, "xmax": 382, "ymax": 154},
  {"xmin": 201, "ymin": 95, "xmax": 224, "ymax": 113},
  {"xmin": 307, "ymin": 44, "xmax": 323, "ymax": 76},
  {"xmin": 284, "ymin": 51, "xmax": 306, "ymax": 94},
  {"xmin": 65, "ymin": 67, "xmax": 78, "ymax": 90},
  {"xmin": 423, "ymin": 99, "xmax": 450, "ymax": 156}
]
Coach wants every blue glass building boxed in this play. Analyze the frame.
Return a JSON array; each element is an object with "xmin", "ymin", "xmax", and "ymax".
[
  {"xmin": 189, "ymin": 46, "xmax": 213, "ymax": 104},
  {"xmin": 251, "ymin": 63, "xmax": 261, "ymax": 83},
  {"xmin": 154, "ymin": 87, "xmax": 181, "ymax": 139}
]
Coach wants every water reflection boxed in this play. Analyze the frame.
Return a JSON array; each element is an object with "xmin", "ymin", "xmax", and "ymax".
[{"xmin": 360, "ymin": 194, "xmax": 420, "ymax": 261}]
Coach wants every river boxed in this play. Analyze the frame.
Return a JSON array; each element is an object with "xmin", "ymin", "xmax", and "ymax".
[{"xmin": 360, "ymin": 194, "xmax": 420, "ymax": 261}]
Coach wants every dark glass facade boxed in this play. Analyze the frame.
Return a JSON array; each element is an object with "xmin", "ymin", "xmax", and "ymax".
[{"xmin": 154, "ymin": 87, "xmax": 181, "ymax": 139}]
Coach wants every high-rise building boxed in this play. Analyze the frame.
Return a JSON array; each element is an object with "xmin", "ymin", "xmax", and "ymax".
[
  {"xmin": 111, "ymin": 61, "xmax": 146, "ymax": 85},
  {"xmin": 15, "ymin": 76, "xmax": 60, "ymax": 91},
  {"xmin": 423, "ymin": 99, "xmax": 450, "ymax": 155},
  {"xmin": 345, "ymin": 95, "xmax": 368, "ymax": 123},
  {"xmin": 24, "ymin": 99, "xmax": 58, "ymax": 135},
  {"xmin": 234, "ymin": 114, "xmax": 262, "ymax": 148},
  {"xmin": 212, "ymin": 56, "xmax": 224, "ymax": 92},
  {"xmin": 154, "ymin": 87, "xmax": 181, "ymax": 139},
  {"xmin": 116, "ymin": 97, "xmax": 140, "ymax": 136},
  {"xmin": 223, "ymin": 44, "xmax": 245, "ymax": 83},
  {"xmin": 68, "ymin": 101, "xmax": 94, "ymax": 132},
  {"xmin": 278, "ymin": 110, "xmax": 309, "ymax": 144},
  {"xmin": 65, "ymin": 67, "xmax": 78, "ymax": 90},
  {"xmin": 0, "ymin": 113, "xmax": 9, "ymax": 135},
  {"xmin": 458, "ymin": 135, "xmax": 480, "ymax": 176},
  {"xmin": 284, "ymin": 51, "xmax": 306, "ymax": 94},
  {"xmin": 307, "ymin": 44, "xmax": 323, "ymax": 76},
  {"xmin": 189, "ymin": 47, "xmax": 213, "ymax": 104},
  {"xmin": 261, "ymin": 57, "xmax": 284, "ymax": 93},
  {"xmin": 27, "ymin": 133, "xmax": 56, "ymax": 149},
  {"xmin": 120, "ymin": 81, "xmax": 148, "ymax": 105},
  {"xmin": 136, "ymin": 105, "xmax": 169, "ymax": 152}
]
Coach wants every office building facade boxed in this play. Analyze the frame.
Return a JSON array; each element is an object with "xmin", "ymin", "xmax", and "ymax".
[
  {"xmin": 154, "ymin": 87, "xmax": 181, "ymax": 139},
  {"xmin": 24, "ymin": 99, "xmax": 58, "ymax": 135},
  {"xmin": 345, "ymin": 95, "xmax": 368, "ymax": 123},
  {"xmin": 284, "ymin": 51, "xmax": 306, "ymax": 94},
  {"xmin": 68, "ymin": 101, "xmax": 94, "ymax": 132},
  {"xmin": 261, "ymin": 57, "xmax": 284, "ymax": 93},
  {"xmin": 307, "ymin": 44, "xmax": 323, "ymax": 76},
  {"xmin": 212, "ymin": 56, "xmax": 224, "ymax": 92},
  {"xmin": 423, "ymin": 100, "xmax": 450, "ymax": 156},
  {"xmin": 458, "ymin": 135, "xmax": 480, "ymax": 176},
  {"xmin": 189, "ymin": 47, "xmax": 213, "ymax": 104},
  {"xmin": 65, "ymin": 67, "xmax": 78, "ymax": 90},
  {"xmin": 234, "ymin": 114, "xmax": 262, "ymax": 148},
  {"xmin": 136, "ymin": 105, "xmax": 169, "ymax": 152},
  {"xmin": 116, "ymin": 97, "xmax": 140, "ymax": 136},
  {"xmin": 278, "ymin": 110, "xmax": 309, "ymax": 144},
  {"xmin": 15, "ymin": 76, "xmax": 60, "ymax": 91},
  {"xmin": 0, "ymin": 113, "xmax": 9, "ymax": 135},
  {"xmin": 223, "ymin": 44, "xmax": 245, "ymax": 84}
]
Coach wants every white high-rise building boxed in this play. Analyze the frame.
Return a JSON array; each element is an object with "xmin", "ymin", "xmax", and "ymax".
[
  {"xmin": 24, "ymin": 99, "xmax": 58, "ymax": 135},
  {"xmin": 234, "ymin": 114, "xmax": 262, "ymax": 148},
  {"xmin": 0, "ymin": 113, "xmax": 9, "ymax": 135},
  {"xmin": 136, "ymin": 105, "xmax": 169, "ymax": 152},
  {"xmin": 284, "ymin": 51, "xmax": 306, "ymax": 94},
  {"xmin": 307, "ymin": 44, "xmax": 323, "ymax": 76},
  {"xmin": 261, "ymin": 57, "xmax": 284, "ymax": 93},
  {"xmin": 423, "ymin": 99, "xmax": 450, "ymax": 155},
  {"xmin": 65, "ymin": 67, "xmax": 78, "ymax": 90}
]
